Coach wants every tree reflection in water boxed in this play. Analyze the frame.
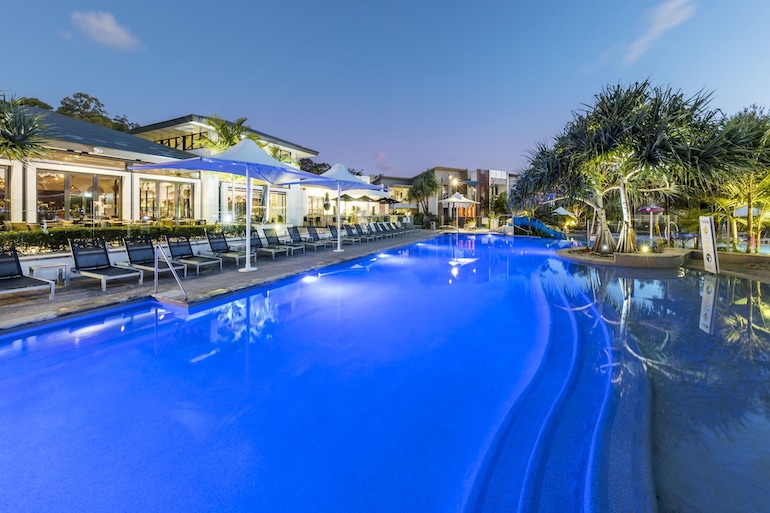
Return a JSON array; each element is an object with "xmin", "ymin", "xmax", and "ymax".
[{"xmin": 566, "ymin": 262, "xmax": 770, "ymax": 513}]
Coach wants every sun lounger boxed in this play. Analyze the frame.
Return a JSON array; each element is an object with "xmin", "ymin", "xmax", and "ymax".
[
  {"xmin": 121, "ymin": 235, "xmax": 187, "ymax": 278},
  {"xmin": 288, "ymin": 226, "xmax": 328, "ymax": 251},
  {"xmin": 250, "ymin": 231, "xmax": 289, "ymax": 259},
  {"xmin": 69, "ymin": 238, "xmax": 143, "ymax": 292},
  {"xmin": 328, "ymin": 225, "xmax": 359, "ymax": 245},
  {"xmin": 204, "ymin": 230, "xmax": 253, "ymax": 266},
  {"xmin": 373, "ymin": 223, "xmax": 394, "ymax": 239},
  {"xmin": 343, "ymin": 224, "xmax": 364, "ymax": 243},
  {"xmin": 306, "ymin": 226, "xmax": 334, "ymax": 248},
  {"xmin": 264, "ymin": 228, "xmax": 304, "ymax": 255},
  {"xmin": 354, "ymin": 224, "xmax": 376, "ymax": 242},
  {"xmin": 364, "ymin": 223, "xmax": 384, "ymax": 240},
  {"xmin": 0, "ymin": 244, "xmax": 55, "ymax": 300},
  {"xmin": 164, "ymin": 234, "xmax": 222, "ymax": 275}
]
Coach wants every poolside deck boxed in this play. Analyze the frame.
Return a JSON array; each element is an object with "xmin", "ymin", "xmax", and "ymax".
[{"xmin": 0, "ymin": 230, "xmax": 437, "ymax": 331}]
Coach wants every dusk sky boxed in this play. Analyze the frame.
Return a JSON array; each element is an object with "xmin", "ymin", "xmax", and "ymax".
[{"xmin": 3, "ymin": 1, "xmax": 769, "ymax": 177}]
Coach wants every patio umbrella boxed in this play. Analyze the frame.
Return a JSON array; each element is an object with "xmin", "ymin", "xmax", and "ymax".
[
  {"xmin": 130, "ymin": 139, "xmax": 334, "ymax": 272},
  {"xmin": 319, "ymin": 164, "xmax": 389, "ymax": 251},
  {"xmin": 552, "ymin": 206, "xmax": 576, "ymax": 217},
  {"xmin": 638, "ymin": 205, "xmax": 663, "ymax": 242},
  {"xmin": 439, "ymin": 192, "xmax": 479, "ymax": 226},
  {"xmin": 378, "ymin": 197, "xmax": 398, "ymax": 214}
]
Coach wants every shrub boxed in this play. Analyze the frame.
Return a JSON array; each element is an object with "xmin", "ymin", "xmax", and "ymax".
[{"xmin": 0, "ymin": 224, "xmax": 221, "ymax": 253}]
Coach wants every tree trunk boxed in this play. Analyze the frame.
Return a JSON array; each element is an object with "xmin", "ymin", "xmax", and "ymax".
[
  {"xmin": 616, "ymin": 177, "xmax": 637, "ymax": 253},
  {"xmin": 747, "ymin": 191, "xmax": 754, "ymax": 253},
  {"xmin": 589, "ymin": 189, "xmax": 617, "ymax": 254}
]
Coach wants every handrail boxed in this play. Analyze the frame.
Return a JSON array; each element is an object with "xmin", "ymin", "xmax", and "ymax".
[{"xmin": 154, "ymin": 244, "xmax": 187, "ymax": 301}]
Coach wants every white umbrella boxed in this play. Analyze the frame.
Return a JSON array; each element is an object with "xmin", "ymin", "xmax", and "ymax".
[
  {"xmin": 552, "ymin": 206, "xmax": 575, "ymax": 217},
  {"xmin": 130, "ymin": 139, "xmax": 334, "ymax": 271},
  {"xmin": 439, "ymin": 192, "xmax": 478, "ymax": 226},
  {"xmin": 319, "ymin": 164, "xmax": 389, "ymax": 252}
]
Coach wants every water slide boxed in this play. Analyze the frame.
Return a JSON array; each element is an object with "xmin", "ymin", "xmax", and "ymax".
[{"xmin": 510, "ymin": 217, "xmax": 567, "ymax": 239}]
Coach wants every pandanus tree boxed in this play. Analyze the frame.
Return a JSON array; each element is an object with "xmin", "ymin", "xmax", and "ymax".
[
  {"xmin": 514, "ymin": 81, "xmax": 743, "ymax": 254},
  {"xmin": 511, "ymin": 120, "xmax": 619, "ymax": 253},
  {"xmin": 579, "ymin": 81, "xmax": 732, "ymax": 253}
]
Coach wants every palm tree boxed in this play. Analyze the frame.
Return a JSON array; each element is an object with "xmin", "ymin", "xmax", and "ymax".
[
  {"xmin": 715, "ymin": 107, "xmax": 770, "ymax": 253},
  {"xmin": 199, "ymin": 115, "xmax": 263, "ymax": 152},
  {"xmin": 0, "ymin": 93, "xmax": 49, "ymax": 221}
]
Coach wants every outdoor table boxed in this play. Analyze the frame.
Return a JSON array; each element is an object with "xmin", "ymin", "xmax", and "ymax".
[{"xmin": 29, "ymin": 262, "xmax": 70, "ymax": 286}]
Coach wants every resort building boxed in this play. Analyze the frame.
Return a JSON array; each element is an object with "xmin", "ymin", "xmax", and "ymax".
[
  {"xmin": 0, "ymin": 108, "xmax": 514, "ymax": 231},
  {"xmin": 374, "ymin": 167, "xmax": 517, "ymax": 227},
  {"xmin": 0, "ymin": 110, "xmax": 330, "ymax": 229}
]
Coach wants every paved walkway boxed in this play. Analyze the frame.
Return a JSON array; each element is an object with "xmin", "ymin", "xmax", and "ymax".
[{"xmin": 0, "ymin": 230, "xmax": 436, "ymax": 331}]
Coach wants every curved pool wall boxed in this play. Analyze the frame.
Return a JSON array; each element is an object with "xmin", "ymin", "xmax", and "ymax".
[{"xmin": 1, "ymin": 234, "xmax": 660, "ymax": 512}]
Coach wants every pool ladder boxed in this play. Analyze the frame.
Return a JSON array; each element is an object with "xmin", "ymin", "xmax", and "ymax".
[{"xmin": 153, "ymin": 244, "xmax": 188, "ymax": 301}]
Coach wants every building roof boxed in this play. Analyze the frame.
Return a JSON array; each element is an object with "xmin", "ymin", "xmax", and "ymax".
[
  {"xmin": 27, "ymin": 107, "xmax": 196, "ymax": 163},
  {"xmin": 371, "ymin": 175, "xmax": 414, "ymax": 186},
  {"xmin": 129, "ymin": 114, "xmax": 319, "ymax": 158}
]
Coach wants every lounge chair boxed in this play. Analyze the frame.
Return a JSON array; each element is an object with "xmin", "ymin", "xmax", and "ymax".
[
  {"xmin": 388, "ymin": 222, "xmax": 408, "ymax": 235},
  {"xmin": 381, "ymin": 222, "xmax": 403, "ymax": 236},
  {"xmin": 364, "ymin": 223, "xmax": 384, "ymax": 241},
  {"xmin": 69, "ymin": 238, "xmax": 143, "ymax": 292},
  {"xmin": 0, "ymin": 244, "xmax": 55, "ymax": 300},
  {"xmin": 264, "ymin": 228, "xmax": 304, "ymax": 255},
  {"xmin": 121, "ymin": 235, "xmax": 187, "ymax": 278},
  {"xmin": 328, "ymin": 225, "xmax": 359, "ymax": 245},
  {"xmin": 204, "ymin": 230, "xmax": 253, "ymax": 266},
  {"xmin": 354, "ymin": 224, "xmax": 376, "ymax": 242},
  {"xmin": 164, "ymin": 234, "xmax": 222, "ymax": 275},
  {"xmin": 288, "ymin": 226, "xmax": 328, "ymax": 251},
  {"xmin": 373, "ymin": 223, "xmax": 394, "ymax": 239},
  {"xmin": 250, "ymin": 231, "xmax": 289, "ymax": 259},
  {"xmin": 343, "ymin": 224, "xmax": 364, "ymax": 243},
  {"xmin": 306, "ymin": 226, "xmax": 334, "ymax": 248}
]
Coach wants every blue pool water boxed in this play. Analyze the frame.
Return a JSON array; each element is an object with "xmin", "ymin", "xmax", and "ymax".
[{"xmin": 1, "ymin": 234, "xmax": 769, "ymax": 512}]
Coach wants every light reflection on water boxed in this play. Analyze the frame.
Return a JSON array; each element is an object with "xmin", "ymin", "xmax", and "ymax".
[{"xmin": 565, "ymin": 262, "xmax": 770, "ymax": 513}]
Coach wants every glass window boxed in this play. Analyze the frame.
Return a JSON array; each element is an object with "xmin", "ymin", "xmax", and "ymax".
[
  {"xmin": 36, "ymin": 171, "xmax": 65, "ymax": 221},
  {"xmin": 220, "ymin": 182, "xmax": 264, "ymax": 224},
  {"xmin": 269, "ymin": 191, "xmax": 286, "ymax": 223},
  {"xmin": 37, "ymin": 171, "xmax": 122, "ymax": 222},
  {"xmin": 308, "ymin": 195, "xmax": 324, "ymax": 215},
  {"xmin": 141, "ymin": 178, "xmax": 195, "ymax": 221},
  {"xmin": 139, "ymin": 179, "xmax": 157, "ymax": 220}
]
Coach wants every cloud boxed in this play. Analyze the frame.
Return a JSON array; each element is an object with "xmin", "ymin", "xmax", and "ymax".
[
  {"xmin": 375, "ymin": 151, "xmax": 392, "ymax": 171},
  {"xmin": 71, "ymin": 11, "xmax": 142, "ymax": 51},
  {"xmin": 623, "ymin": 0, "xmax": 696, "ymax": 65}
]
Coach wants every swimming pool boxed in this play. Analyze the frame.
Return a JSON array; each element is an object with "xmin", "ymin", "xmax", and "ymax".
[{"xmin": 1, "ymin": 234, "xmax": 767, "ymax": 512}]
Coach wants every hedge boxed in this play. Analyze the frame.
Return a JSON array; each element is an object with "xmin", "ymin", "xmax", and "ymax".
[{"xmin": 0, "ymin": 224, "xmax": 246, "ymax": 253}]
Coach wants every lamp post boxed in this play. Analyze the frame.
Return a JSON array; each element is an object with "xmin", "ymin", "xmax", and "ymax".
[{"xmin": 451, "ymin": 178, "xmax": 458, "ymax": 225}]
